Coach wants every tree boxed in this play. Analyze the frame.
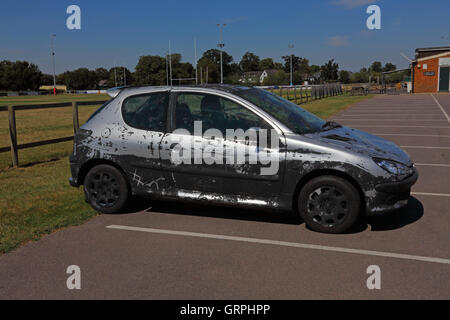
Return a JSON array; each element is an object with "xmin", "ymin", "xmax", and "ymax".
[
  {"xmin": 273, "ymin": 62, "xmax": 284, "ymax": 70},
  {"xmin": 62, "ymin": 68, "xmax": 97, "ymax": 90},
  {"xmin": 0, "ymin": 60, "xmax": 42, "ymax": 91},
  {"xmin": 200, "ymin": 49, "xmax": 233, "ymax": 78},
  {"xmin": 239, "ymin": 51, "xmax": 260, "ymax": 72},
  {"xmin": 259, "ymin": 58, "xmax": 275, "ymax": 70},
  {"xmin": 369, "ymin": 61, "xmax": 383, "ymax": 73},
  {"xmin": 262, "ymin": 70, "xmax": 289, "ymax": 85},
  {"xmin": 350, "ymin": 71, "xmax": 369, "ymax": 83},
  {"xmin": 320, "ymin": 59, "xmax": 339, "ymax": 81},
  {"xmin": 108, "ymin": 67, "xmax": 133, "ymax": 87},
  {"xmin": 281, "ymin": 55, "xmax": 309, "ymax": 75},
  {"xmin": 168, "ymin": 53, "xmax": 194, "ymax": 84},
  {"xmin": 95, "ymin": 68, "xmax": 109, "ymax": 82},
  {"xmin": 339, "ymin": 70, "xmax": 351, "ymax": 83},
  {"xmin": 229, "ymin": 62, "xmax": 241, "ymax": 75},
  {"xmin": 134, "ymin": 55, "xmax": 166, "ymax": 85},
  {"xmin": 197, "ymin": 56, "xmax": 219, "ymax": 83},
  {"xmin": 383, "ymin": 62, "xmax": 396, "ymax": 72},
  {"xmin": 40, "ymin": 74, "xmax": 54, "ymax": 86}
]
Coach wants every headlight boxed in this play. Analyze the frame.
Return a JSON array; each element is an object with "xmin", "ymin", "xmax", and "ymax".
[{"xmin": 373, "ymin": 158, "xmax": 409, "ymax": 175}]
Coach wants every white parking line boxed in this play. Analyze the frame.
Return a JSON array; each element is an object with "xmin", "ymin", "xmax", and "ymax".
[
  {"xmin": 415, "ymin": 163, "xmax": 450, "ymax": 167},
  {"xmin": 412, "ymin": 192, "xmax": 450, "ymax": 197},
  {"xmin": 431, "ymin": 94, "xmax": 450, "ymax": 123},
  {"xmin": 400, "ymin": 146, "xmax": 450, "ymax": 150},
  {"xmin": 339, "ymin": 114, "xmax": 444, "ymax": 116},
  {"xmin": 347, "ymin": 125, "xmax": 449, "ymax": 128},
  {"xmin": 333, "ymin": 119, "xmax": 449, "ymax": 122},
  {"xmin": 106, "ymin": 225, "xmax": 450, "ymax": 265},
  {"xmin": 374, "ymin": 133, "xmax": 450, "ymax": 137}
]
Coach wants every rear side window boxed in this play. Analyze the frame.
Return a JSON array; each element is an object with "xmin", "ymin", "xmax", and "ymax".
[
  {"xmin": 86, "ymin": 99, "xmax": 112, "ymax": 122},
  {"xmin": 122, "ymin": 91, "xmax": 169, "ymax": 132}
]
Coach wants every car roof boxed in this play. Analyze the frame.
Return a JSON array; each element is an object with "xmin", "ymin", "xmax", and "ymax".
[{"xmin": 108, "ymin": 84, "xmax": 255, "ymax": 98}]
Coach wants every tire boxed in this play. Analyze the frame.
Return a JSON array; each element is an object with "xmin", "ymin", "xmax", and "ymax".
[
  {"xmin": 83, "ymin": 164, "xmax": 130, "ymax": 214},
  {"xmin": 298, "ymin": 175, "xmax": 361, "ymax": 234}
]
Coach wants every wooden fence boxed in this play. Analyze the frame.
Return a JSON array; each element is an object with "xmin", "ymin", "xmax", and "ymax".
[
  {"xmin": 0, "ymin": 100, "xmax": 107, "ymax": 167},
  {"xmin": 265, "ymin": 83, "xmax": 344, "ymax": 104}
]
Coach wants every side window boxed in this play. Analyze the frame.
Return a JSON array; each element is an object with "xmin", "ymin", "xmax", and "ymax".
[
  {"xmin": 122, "ymin": 92, "xmax": 169, "ymax": 131},
  {"xmin": 174, "ymin": 92, "xmax": 269, "ymax": 135}
]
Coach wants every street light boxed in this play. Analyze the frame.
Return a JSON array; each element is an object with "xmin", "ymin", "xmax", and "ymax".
[
  {"xmin": 51, "ymin": 34, "xmax": 56, "ymax": 95},
  {"xmin": 288, "ymin": 44, "xmax": 294, "ymax": 86},
  {"xmin": 217, "ymin": 23, "xmax": 226, "ymax": 84}
]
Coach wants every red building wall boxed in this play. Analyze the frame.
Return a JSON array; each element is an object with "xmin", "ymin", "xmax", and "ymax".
[{"xmin": 413, "ymin": 53, "xmax": 450, "ymax": 93}]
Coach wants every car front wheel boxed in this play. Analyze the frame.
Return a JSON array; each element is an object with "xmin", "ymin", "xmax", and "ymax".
[
  {"xmin": 83, "ymin": 164, "xmax": 130, "ymax": 214},
  {"xmin": 298, "ymin": 175, "xmax": 361, "ymax": 233}
]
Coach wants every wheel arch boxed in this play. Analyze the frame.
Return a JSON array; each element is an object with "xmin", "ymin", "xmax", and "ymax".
[
  {"xmin": 78, "ymin": 158, "xmax": 129, "ymax": 187},
  {"xmin": 292, "ymin": 169, "xmax": 366, "ymax": 214}
]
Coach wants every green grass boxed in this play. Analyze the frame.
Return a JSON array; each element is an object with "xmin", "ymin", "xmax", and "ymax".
[
  {"xmin": 266, "ymin": 89, "xmax": 373, "ymax": 119},
  {"xmin": 299, "ymin": 93, "xmax": 374, "ymax": 119},
  {"xmin": 0, "ymin": 160, "xmax": 97, "ymax": 254},
  {"xmin": 0, "ymin": 92, "xmax": 374, "ymax": 254}
]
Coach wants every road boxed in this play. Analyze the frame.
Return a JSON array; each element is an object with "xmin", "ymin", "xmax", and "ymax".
[{"xmin": 0, "ymin": 93, "xmax": 449, "ymax": 299}]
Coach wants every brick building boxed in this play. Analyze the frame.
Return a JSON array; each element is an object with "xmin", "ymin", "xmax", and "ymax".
[{"xmin": 412, "ymin": 46, "xmax": 450, "ymax": 93}]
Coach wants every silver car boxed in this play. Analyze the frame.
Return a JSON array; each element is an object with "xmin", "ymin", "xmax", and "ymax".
[{"xmin": 69, "ymin": 85, "xmax": 418, "ymax": 233}]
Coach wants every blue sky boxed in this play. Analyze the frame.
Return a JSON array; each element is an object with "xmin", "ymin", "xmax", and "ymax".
[{"xmin": 1, "ymin": 0, "xmax": 449, "ymax": 74}]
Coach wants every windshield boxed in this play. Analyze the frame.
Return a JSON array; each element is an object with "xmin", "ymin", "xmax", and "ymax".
[{"xmin": 235, "ymin": 88, "xmax": 325, "ymax": 134}]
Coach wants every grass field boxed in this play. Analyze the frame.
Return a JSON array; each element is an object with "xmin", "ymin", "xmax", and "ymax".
[
  {"xmin": 0, "ymin": 92, "xmax": 374, "ymax": 254},
  {"xmin": 0, "ymin": 94, "xmax": 109, "ymax": 170}
]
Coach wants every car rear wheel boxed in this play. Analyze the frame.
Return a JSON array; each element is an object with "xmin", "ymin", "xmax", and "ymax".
[
  {"xmin": 83, "ymin": 164, "xmax": 129, "ymax": 214},
  {"xmin": 298, "ymin": 175, "xmax": 361, "ymax": 234}
]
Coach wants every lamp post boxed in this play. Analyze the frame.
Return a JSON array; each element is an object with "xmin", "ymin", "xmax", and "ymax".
[
  {"xmin": 217, "ymin": 24, "xmax": 226, "ymax": 84},
  {"xmin": 51, "ymin": 34, "xmax": 56, "ymax": 95},
  {"xmin": 288, "ymin": 44, "xmax": 294, "ymax": 86}
]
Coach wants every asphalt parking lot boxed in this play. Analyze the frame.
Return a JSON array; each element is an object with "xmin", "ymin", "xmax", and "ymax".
[{"xmin": 0, "ymin": 93, "xmax": 449, "ymax": 299}]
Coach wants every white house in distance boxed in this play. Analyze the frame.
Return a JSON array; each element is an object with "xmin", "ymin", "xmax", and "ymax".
[{"xmin": 239, "ymin": 69, "xmax": 278, "ymax": 84}]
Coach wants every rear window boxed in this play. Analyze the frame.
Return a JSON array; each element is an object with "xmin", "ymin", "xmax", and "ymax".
[{"xmin": 122, "ymin": 91, "xmax": 169, "ymax": 132}]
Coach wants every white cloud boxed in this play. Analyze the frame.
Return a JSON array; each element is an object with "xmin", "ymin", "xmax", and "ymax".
[
  {"xmin": 327, "ymin": 36, "xmax": 349, "ymax": 47},
  {"xmin": 332, "ymin": 0, "xmax": 378, "ymax": 9}
]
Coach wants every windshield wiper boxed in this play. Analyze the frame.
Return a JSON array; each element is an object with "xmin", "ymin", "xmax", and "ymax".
[{"xmin": 321, "ymin": 121, "xmax": 342, "ymax": 131}]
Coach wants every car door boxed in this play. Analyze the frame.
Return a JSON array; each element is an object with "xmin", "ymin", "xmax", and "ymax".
[
  {"xmin": 160, "ymin": 90, "xmax": 285, "ymax": 199},
  {"xmin": 119, "ymin": 90, "xmax": 171, "ymax": 195}
]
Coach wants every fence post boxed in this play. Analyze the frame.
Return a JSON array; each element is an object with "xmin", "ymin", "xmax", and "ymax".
[
  {"xmin": 306, "ymin": 86, "xmax": 309, "ymax": 102},
  {"xmin": 8, "ymin": 105, "xmax": 18, "ymax": 167},
  {"xmin": 294, "ymin": 86, "xmax": 297, "ymax": 103},
  {"xmin": 279, "ymin": 87, "xmax": 282, "ymax": 97},
  {"xmin": 72, "ymin": 102, "xmax": 79, "ymax": 134}
]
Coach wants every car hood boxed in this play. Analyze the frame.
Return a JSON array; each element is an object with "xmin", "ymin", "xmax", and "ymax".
[{"xmin": 304, "ymin": 126, "xmax": 413, "ymax": 166}]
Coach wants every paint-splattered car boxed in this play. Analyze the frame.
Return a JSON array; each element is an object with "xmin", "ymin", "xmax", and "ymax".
[{"xmin": 69, "ymin": 85, "xmax": 418, "ymax": 233}]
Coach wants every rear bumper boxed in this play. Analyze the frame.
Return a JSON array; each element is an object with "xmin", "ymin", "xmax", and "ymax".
[
  {"xmin": 69, "ymin": 176, "xmax": 80, "ymax": 187},
  {"xmin": 366, "ymin": 168, "xmax": 419, "ymax": 216},
  {"xmin": 69, "ymin": 153, "xmax": 81, "ymax": 187}
]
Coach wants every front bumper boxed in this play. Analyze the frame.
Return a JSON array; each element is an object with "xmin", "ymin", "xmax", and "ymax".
[{"xmin": 366, "ymin": 168, "xmax": 419, "ymax": 216}]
